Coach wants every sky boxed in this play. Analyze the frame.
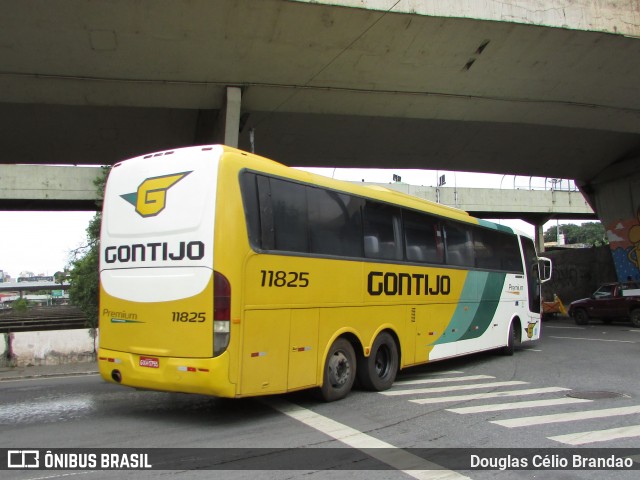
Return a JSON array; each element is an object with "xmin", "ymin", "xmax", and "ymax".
[{"xmin": 0, "ymin": 168, "xmax": 584, "ymax": 279}]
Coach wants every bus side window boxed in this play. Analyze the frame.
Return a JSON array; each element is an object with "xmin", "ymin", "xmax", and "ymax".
[
  {"xmin": 269, "ymin": 178, "xmax": 309, "ymax": 253},
  {"xmin": 256, "ymin": 175, "xmax": 275, "ymax": 250},
  {"xmin": 402, "ymin": 209, "xmax": 444, "ymax": 264},
  {"xmin": 240, "ymin": 172, "xmax": 263, "ymax": 250},
  {"xmin": 308, "ymin": 188, "xmax": 364, "ymax": 257},
  {"xmin": 363, "ymin": 202, "xmax": 402, "ymax": 261},
  {"xmin": 444, "ymin": 221, "xmax": 474, "ymax": 267}
]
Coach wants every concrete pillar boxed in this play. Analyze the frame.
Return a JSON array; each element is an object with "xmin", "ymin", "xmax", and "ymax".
[
  {"xmin": 222, "ymin": 86, "xmax": 242, "ymax": 148},
  {"xmin": 520, "ymin": 215, "xmax": 552, "ymax": 254},
  {"xmin": 535, "ymin": 222, "xmax": 545, "ymax": 253},
  {"xmin": 580, "ymin": 157, "xmax": 640, "ymax": 282}
]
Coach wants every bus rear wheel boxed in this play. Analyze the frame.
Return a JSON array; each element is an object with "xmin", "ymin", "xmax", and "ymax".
[
  {"xmin": 320, "ymin": 338, "xmax": 356, "ymax": 402},
  {"xmin": 357, "ymin": 332, "xmax": 398, "ymax": 391}
]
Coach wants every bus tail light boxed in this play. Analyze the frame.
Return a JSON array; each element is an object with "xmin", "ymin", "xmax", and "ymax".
[{"xmin": 213, "ymin": 271, "xmax": 231, "ymax": 357}]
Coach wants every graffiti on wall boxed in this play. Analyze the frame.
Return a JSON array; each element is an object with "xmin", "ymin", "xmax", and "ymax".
[{"xmin": 607, "ymin": 207, "xmax": 640, "ymax": 281}]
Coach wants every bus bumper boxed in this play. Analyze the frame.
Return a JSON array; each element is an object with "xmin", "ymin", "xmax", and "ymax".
[{"xmin": 97, "ymin": 348, "xmax": 236, "ymax": 398}]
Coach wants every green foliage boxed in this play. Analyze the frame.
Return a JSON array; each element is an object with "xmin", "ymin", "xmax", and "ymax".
[
  {"xmin": 544, "ymin": 222, "xmax": 608, "ymax": 247},
  {"xmin": 67, "ymin": 166, "xmax": 110, "ymax": 329},
  {"xmin": 68, "ymin": 243, "xmax": 99, "ymax": 328},
  {"xmin": 12, "ymin": 297, "xmax": 30, "ymax": 313}
]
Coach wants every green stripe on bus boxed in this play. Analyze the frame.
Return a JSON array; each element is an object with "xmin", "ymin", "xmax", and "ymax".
[{"xmin": 459, "ymin": 272, "xmax": 506, "ymax": 341}]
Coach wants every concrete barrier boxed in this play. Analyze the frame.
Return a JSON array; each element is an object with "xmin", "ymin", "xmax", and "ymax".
[
  {"xmin": 1, "ymin": 329, "xmax": 97, "ymax": 367},
  {"xmin": 541, "ymin": 245, "xmax": 617, "ymax": 305}
]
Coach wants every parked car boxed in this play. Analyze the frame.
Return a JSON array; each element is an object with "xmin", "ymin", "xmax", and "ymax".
[{"xmin": 569, "ymin": 282, "xmax": 640, "ymax": 327}]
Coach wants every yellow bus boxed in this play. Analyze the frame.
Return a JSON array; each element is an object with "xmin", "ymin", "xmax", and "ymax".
[{"xmin": 98, "ymin": 145, "xmax": 551, "ymax": 401}]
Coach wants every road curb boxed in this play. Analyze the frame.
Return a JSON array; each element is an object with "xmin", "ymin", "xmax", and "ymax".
[{"xmin": 0, "ymin": 370, "xmax": 99, "ymax": 381}]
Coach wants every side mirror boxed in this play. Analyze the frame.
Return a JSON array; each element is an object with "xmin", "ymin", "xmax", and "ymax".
[{"xmin": 538, "ymin": 257, "xmax": 552, "ymax": 283}]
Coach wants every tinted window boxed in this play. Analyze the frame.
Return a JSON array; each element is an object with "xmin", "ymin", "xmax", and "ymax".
[
  {"xmin": 444, "ymin": 221, "xmax": 474, "ymax": 267},
  {"xmin": 520, "ymin": 236, "xmax": 541, "ymax": 313},
  {"xmin": 308, "ymin": 187, "xmax": 364, "ymax": 257},
  {"xmin": 241, "ymin": 171, "xmax": 525, "ymax": 274},
  {"xmin": 270, "ymin": 178, "xmax": 308, "ymax": 252},
  {"xmin": 403, "ymin": 210, "xmax": 444, "ymax": 264},
  {"xmin": 363, "ymin": 201, "xmax": 401, "ymax": 260},
  {"xmin": 474, "ymin": 227, "xmax": 522, "ymax": 272}
]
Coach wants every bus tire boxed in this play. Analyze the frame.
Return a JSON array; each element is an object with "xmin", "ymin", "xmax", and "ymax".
[
  {"xmin": 501, "ymin": 321, "xmax": 517, "ymax": 356},
  {"xmin": 630, "ymin": 309, "xmax": 640, "ymax": 328},
  {"xmin": 357, "ymin": 332, "xmax": 398, "ymax": 391},
  {"xmin": 320, "ymin": 338, "xmax": 356, "ymax": 402}
]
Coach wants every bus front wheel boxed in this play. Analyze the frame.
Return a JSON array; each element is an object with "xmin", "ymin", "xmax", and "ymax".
[
  {"xmin": 501, "ymin": 321, "xmax": 518, "ymax": 356},
  {"xmin": 320, "ymin": 338, "xmax": 356, "ymax": 402},
  {"xmin": 357, "ymin": 332, "xmax": 398, "ymax": 391}
]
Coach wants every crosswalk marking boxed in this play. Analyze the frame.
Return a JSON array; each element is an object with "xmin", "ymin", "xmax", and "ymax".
[
  {"xmin": 549, "ymin": 424, "xmax": 640, "ymax": 445},
  {"xmin": 446, "ymin": 397, "xmax": 592, "ymax": 414},
  {"xmin": 386, "ymin": 370, "xmax": 640, "ymax": 447},
  {"xmin": 382, "ymin": 380, "xmax": 528, "ymax": 397},
  {"xmin": 409, "ymin": 386, "xmax": 570, "ymax": 405},
  {"xmin": 264, "ymin": 397, "xmax": 471, "ymax": 480},
  {"xmin": 492, "ymin": 405, "xmax": 640, "ymax": 428},
  {"xmin": 394, "ymin": 374, "xmax": 495, "ymax": 386},
  {"xmin": 549, "ymin": 335, "xmax": 637, "ymax": 344}
]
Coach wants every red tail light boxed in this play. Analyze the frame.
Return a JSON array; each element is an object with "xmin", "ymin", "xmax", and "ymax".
[
  {"xmin": 213, "ymin": 271, "xmax": 231, "ymax": 356},
  {"xmin": 214, "ymin": 271, "xmax": 231, "ymax": 321}
]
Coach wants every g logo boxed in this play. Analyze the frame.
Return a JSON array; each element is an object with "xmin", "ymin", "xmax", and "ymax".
[{"xmin": 121, "ymin": 171, "xmax": 191, "ymax": 217}]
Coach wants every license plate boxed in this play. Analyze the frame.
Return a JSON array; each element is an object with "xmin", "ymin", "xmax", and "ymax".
[{"xmin": 139, "ymin": 356, "xmax": 159, "ymax": 368}]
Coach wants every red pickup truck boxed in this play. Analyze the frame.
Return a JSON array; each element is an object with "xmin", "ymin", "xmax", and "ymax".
[{"xmin": 569, "ymin": 282, "xmax": 640, "ymax": 327}]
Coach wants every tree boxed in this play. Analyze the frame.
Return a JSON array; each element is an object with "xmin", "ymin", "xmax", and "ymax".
[
  {"xmin": 67, "ymin": 167, "xmax": 110, "ymax": 332},
  {"xmin": 543, "ymin": 222, "xmax": 608, "ymax": 247},
  {"xmin": 12, "ymin": 297, "xmax": 29, "ymax": 313}
]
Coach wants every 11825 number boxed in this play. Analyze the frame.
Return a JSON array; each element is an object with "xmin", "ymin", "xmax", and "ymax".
[{"xmin": 260, "ymin": 270, "xmax": 309, "ymax": 288}]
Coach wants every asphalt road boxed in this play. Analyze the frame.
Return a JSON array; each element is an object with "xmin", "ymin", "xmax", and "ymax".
[{"xmin": 2, "ymin": 316, "xmax": 640, "ymax": 479}]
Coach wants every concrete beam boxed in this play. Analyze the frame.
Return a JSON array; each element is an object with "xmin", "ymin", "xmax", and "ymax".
[
  {"xmin": 369, "ymin": 182, "xmax": 595, "ymax": 219},
  {"xmin": 0, "ymin": 164, "xmax": 597, "ymax": 219},
  {"xmin": 0, "ymin": 165, "xmax": 101, "ymax": 211}
]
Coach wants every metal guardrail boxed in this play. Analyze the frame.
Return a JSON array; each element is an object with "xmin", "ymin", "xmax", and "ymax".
[{"xmin": 0, "ymin": 306, "xmax": 88, "ymax": 333}]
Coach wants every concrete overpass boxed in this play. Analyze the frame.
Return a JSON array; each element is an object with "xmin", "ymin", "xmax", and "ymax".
[
  {"xmin": 0, "ymin": 0, "xmax": 638, "ymax": 280},
  {"xmin": 0, "ymin": 163, "xmax": 596, "ymax": 252},
  {"xmin": 0, "ymin": 164, "xmax": 595, "ymax": 218}
]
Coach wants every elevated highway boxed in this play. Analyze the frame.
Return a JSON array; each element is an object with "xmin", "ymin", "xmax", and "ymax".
[
  {"xmin": 0, "ymin": 0, "xmax": 638, "ymax": 279},
  {"xmin": 0, "ymin": 163, "xmax": 596, "ymax": 252},
  {"xmin": 0, "ymin": 164, "xmax": 595, "ymax": 219}
]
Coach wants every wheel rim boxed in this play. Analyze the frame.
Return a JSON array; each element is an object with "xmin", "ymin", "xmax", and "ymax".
[
  {"xmin": 374, "ymin": 345, "xmax": 391, "ymax": 378},
  {"xmin": 328, "ymin": 350, "xmax": 351, "ymax": 387}
]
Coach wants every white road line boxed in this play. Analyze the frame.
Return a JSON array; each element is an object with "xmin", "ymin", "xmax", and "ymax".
[
  {"xmin": 446, "ymin": 397, "xmax": 592, "ymax": 414},
  {"xmin": 549, "ymin": 336, "xmax": 636, "ymax": 343},
  {"xmin": 394, "ymin": 371, "xmax": 466, "ymax": 383},
  {"xmin": 549, "ymin": 424, "xmax": 640, "ymax": 445},
  {"xmin": 263, "ymin": 397, "xmax": 470, "ymax": 480},
  {"xmin": 492, "ymin": 405, "xmax": 640, "ymax": 428},
  {"xmin": 382, "ymin": 380, "xmax": 527, "ymax": 397},
  {"xmin": 544, "ymin": 325, "xmax": 585, "ymax": 330},
  {"xmin": 400, "ymin": 371, "xmax": 465, "ymax": 378},
  {"xmin": 394, "ymin": 375, "xmax": 495, "ymax": 386},
  {"xmin": 409, "ymin": 387, "xmax": 570, "ymax": 405}
]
